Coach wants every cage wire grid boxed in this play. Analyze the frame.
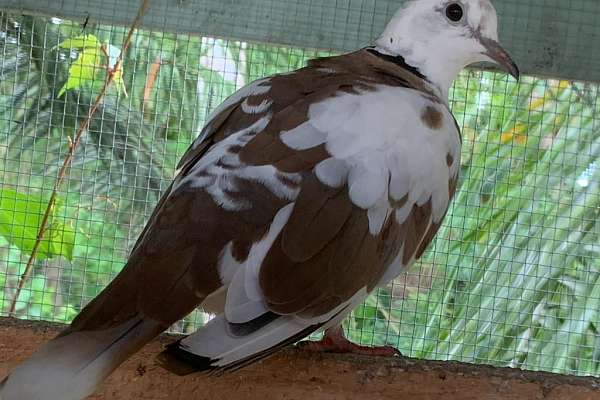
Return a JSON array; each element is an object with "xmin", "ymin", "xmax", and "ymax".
[{"xmin": 0, "ymin": 0, "xmax": 599, "ymax": 379}]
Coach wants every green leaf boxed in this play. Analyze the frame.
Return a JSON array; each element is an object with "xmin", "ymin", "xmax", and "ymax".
[
  {"xmin": 0, "ymin": 188, "xmax": 75, "ymax": 261},
  {"xmin": 48, "ymin": 221, "xmax": 76, "ymax": 261}
]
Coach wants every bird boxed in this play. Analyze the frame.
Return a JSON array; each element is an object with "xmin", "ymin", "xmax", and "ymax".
[{"xmin": 0, "ymin": 0, "xmax": 519, "ymax": 399}]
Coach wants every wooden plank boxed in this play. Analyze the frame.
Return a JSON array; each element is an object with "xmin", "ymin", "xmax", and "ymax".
[
  {"xmin": 1, "ymin": 318, "xmax": 600, "ymax": 400},
  {"xmin": 0, "ymin": 0, "xmax": 598, "ymax": 81}
]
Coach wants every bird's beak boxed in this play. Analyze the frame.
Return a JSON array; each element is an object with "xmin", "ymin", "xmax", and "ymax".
[{"xmin": 479, "ymin": 37, "xmax": 520, "ymax": 81}]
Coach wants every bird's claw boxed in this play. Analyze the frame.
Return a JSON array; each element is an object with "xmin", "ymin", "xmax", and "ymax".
[{"xmin": 297, "ymin": 327, "xmax": 401, "ymax": 357}]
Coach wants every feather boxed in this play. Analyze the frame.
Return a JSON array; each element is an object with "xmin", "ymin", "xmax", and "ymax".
[
  {"xmin": 0, "ymin": 318, "xmax": 163, "ymax": 400},
  {"xmin": 159, "ymin": 314, "xmax": 322, "ymax": 374}
]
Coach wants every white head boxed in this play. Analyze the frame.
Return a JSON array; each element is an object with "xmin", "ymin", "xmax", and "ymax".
[{"xmin": 376, "ymin": 0, "xmax": 519, "ymax": 98}]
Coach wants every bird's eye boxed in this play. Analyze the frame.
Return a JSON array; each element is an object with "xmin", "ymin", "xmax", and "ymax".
[{"xmin": 445, "ymin": 3, "xmax": 464, "ymax": 22}]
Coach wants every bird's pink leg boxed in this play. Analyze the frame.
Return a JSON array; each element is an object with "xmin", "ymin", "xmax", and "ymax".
[{"xmin": 297, "ymin": 325, "xmax": 400, "ymax": 357}]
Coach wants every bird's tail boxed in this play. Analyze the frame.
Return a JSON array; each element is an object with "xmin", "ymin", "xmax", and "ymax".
[{"xmin": 0, "ymin": 316, "xmax": 164, "ymax": 400}]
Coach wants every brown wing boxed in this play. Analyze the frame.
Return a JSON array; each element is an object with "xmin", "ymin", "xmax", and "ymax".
[
  {"xmin": 252, "ymin": 52, "xmax": 456, "ymax": 319},
  {"xmin": 69, "ymin": 48, "xmax": 442, "ymax": 333},
  {"xmin": 69, "ymin": 83, "xmax": 288, "ymax": 331},
  {"xmin": 255, "ymin": 112, "xmax": 459, "ymax": 318},
  {"xmin": 258, "ymin": 174, "xmax": 453, "ymax": 319}
]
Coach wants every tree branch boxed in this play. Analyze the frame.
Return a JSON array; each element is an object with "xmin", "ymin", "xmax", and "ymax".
[{"xmin": 9, "ymin": 0, "xmax": 152, "ymax": 316}]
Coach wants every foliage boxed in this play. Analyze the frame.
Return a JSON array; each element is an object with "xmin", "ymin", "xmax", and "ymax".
[
  {"xmin": 347, "ymin": 74, "xmax": 600, "ymax": 376},
  {"xmin": 0, "ymin": 12, "xmax": 599, "ymax": 377},
  {"xmin": 0, "ymin": 188, "xmax": 75, "ymax": 261}
]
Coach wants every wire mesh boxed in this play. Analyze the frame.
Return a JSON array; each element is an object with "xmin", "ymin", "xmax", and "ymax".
[
  {"xmin": 3, "ymin": 0, "xmax": 600, "ymax": 83},
  {"xmin": 0, "ymin": 9, "xmax": 599, "ymax": 378}
]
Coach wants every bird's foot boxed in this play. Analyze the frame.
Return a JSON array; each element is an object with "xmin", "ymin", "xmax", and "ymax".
[{"xmin": 297, "ymin": 326, "xmax": 401, "ymax": 357}]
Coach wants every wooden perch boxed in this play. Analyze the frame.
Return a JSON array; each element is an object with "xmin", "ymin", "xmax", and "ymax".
[{"xmin": 1, "ymin": 318, "xmax": 599, "ymax": 400}]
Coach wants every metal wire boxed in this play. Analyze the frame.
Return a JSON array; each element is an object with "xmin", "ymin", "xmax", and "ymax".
[{"xmin": 0, "ymin": 9, "xmax": 599, "ymax": 378}]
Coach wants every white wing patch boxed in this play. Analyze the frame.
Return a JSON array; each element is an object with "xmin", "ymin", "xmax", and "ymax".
[
  {"xmin": 280, "ymin": 123, "xmax": 327, "ymax": 150},
  {"xmin": 223, "ymin": 204, "xmax": 294, "ymax": 324},
  {"xmin": 280, "ymin": 85, "xmax": 461, "ymax": 235},
  {"xmin": 217, "ymin": 242, "xmax": 243, "ymax": 284},
  {"xmin": 175, "ymin": 115, "xmax": 302, "ymax": 211},
  {"xmin": 367, "ymin": 197, "xmax": 393, "ymax": 235},
  {"xmin": 315, "ymin": 158, "xmax": 348, "ymax": 188},
  {"xmin": 241, "ymin": 98, "xmax": 273, "ymax": 114},
  {"xmin": 192, "ymin": 78, "xmax": 272, "ymax": 149}
]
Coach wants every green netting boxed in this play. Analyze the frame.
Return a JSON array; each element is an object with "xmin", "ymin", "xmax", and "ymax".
[{"xmin": 0, "ymin": 11, "xmax": 599, "ymax": 377}]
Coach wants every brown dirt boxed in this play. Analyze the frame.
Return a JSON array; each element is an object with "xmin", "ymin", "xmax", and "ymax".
[{"xmin": 1, "ymin": 317, "xmax": 599, "ymax": 399}]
